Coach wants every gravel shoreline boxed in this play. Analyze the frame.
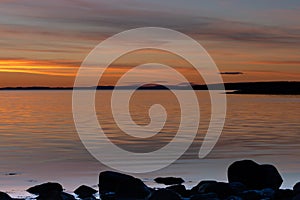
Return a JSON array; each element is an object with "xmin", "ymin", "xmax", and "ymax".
[{"xmin": 1, "ymin": 160, "xmax": 300, "ymax": 200}]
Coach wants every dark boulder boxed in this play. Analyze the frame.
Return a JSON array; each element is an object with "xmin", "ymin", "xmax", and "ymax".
[
  {"xmin": 61, "ymin": 192, "xmax": 76, "ymax": 200},
  {"xmin": 293, "ymin": 194, "xmax": 300, "ymax": 200},
  {"xmin": 228, "ymin": 160, "xmax": 261, "ymax": 189},
  {"xmin": 261, "ymin": 188, "xmax": 275, "ymax": 198},
  {"xmin": 190, "ymin": 192, "xmax": 219, "ymax": 200},
  {"xmin": 294, "ymin": 182, "xmax": 300, "ymax": 194},
  {"xmin": 260, "ymin": 164, "xmax": 283, "ymax": 190},
  {"xmin": 27, "ymin": 182, "xmax": 63, "ymax": 195},
  {"xmin": 147, "ymin": 189, "xmax": 181, "ymax": 200},
  {"xmin": 225, "ymin": 196, "xmax": 242, "ymax": 200},
  {"xmin": 166, "ymin": 184, "xmax": 189, "ymax": 197},
  {"xmin": 228, "ymin": 160, "xmax": 283, "ymax": 190},
  {"xmin": 239, "ymin": 190, "xmax": 262, "ymax": 200},
  {"xmin": 228, "ymin": 182, "xmax": 247, "ymax": 194},
  {"xmin": 154, "ymin": 177, "xmax": 184, "ymax": 185},
  {"xmin": 74, "ymin": 185, "xmax": 97, "ymax": 199},
  {"xmin": 202, "ymin": 182, "xmax": 233, "ymax": 199},
  {"xmin": 191, "ymin": 180, "xmax": 217, "ymax": 195},
  {"xmin": 0, "ymin": 192, "xmax": 13, "ymax": 200},
  {"xmin": 98, "ymin": 171, "xmax": 151, "ymax": 199},
  {"xmin": 27, "ymin": 182, "xmax": 64, "ymax": 199},
  {"xmin": 100, "ymin": 192, "xmax": 116, "ymax": 200},
  {"xmin": 274, "ymin": 189, "xmax": 294, "ymax": 200}
]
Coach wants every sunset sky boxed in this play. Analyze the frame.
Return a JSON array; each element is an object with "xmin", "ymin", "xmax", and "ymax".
[{"xmin": 0, "ymin": 0, "xmax": 300, "ymax": 87}]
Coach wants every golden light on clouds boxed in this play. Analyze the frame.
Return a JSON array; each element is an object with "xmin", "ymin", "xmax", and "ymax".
[{"xmin": 0, "ymin": 59, "xmax": 76, "ymax": 77}]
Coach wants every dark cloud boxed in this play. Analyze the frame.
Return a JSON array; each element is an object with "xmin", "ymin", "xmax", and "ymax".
[{"xmin": 220, "ymin": 72, "xmax": 244, "ymax": 75}]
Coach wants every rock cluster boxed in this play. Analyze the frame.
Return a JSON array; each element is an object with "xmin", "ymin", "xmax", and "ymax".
[{"xmin": 1, "ymin": 160, "xmax": 300, "ymax": 200}]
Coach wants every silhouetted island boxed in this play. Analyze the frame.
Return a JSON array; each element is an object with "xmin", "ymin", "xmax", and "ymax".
[{"xmin": 0, "ymin": 81, "xmax": 299, "ymax": 95}]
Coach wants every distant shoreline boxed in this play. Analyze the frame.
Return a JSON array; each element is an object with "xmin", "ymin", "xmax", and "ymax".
[{"xmin": 0, "ymin": 81, "xmax": 299, "ymax": 95}]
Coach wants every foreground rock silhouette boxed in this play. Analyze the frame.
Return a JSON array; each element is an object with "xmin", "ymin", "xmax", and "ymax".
[
  {"xmin": 228, "ymin": 160, "xmax": 283, "ymax": 190},
  {"xmin": 2, "ymin": 160, "xmax": 300, "ymax": 200}
]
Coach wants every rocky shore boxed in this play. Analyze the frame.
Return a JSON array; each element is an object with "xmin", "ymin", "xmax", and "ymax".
[{"xmin": 1, "ymin": 160, "xmax": 300, "ymax": 200}]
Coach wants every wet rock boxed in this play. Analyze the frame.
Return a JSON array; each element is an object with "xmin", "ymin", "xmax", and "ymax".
[
  {"xmin": 228, "ymin": 160, "xmax": 262, "ymax": 189},
  {"xmin": 225, "ymin": 196, "xmax": 243, "ymax": 200},
  {"xmin": 260, "ymin": 164, "xmax": 283, "ymax": 190},
  {"xmin": 61, "ymin": 192, "xmax": 76, "ymax": 200},
  {"xmin": 190, "ymin": 192, "xmax": 219, "ymax": 200},
  {"xmin": 228, "ymin": 160, "xmax": 283, "ymax": 190},
  {"xmin": 202, "ymin": 182, "xmax": 233, "ymax": 199},
  {"xmin": 191, "ymin": 180, "xmax": 217, "ymax": 195},
  {"xmin": 239, "ymin": 190, "xmax": 262, "ymax": 200},
  {"xmin": 228, "ymin": 182, "xmax": 247, "ymax": 194},
  {"xmin": 98, "ymin": 171, "xmax": 151, "ymax": 199},
  {"xmin": 147, "ymin": 189, "xmax": 181, "ymax": 200},
  {"xmin": 100, "ymin": 192, "xmax": 116, "ymax": 200},
  {"xmin": 274, "ymin": 189, "xmax": 294, "ymax": 200},
  {"xmin": 27, "ymin": 182, "xmax": 63, "ymax": 195},
  {"xmin": 166, "ymin": 184, "xmax": 189, "ymax": 197},
  {"xmin": 294, "ymin": 182, "xmax": 300, "ymax": 194},
  {"xmin": 261, "ymin": 188, "xmax": 275, "ymax": 198},
  {"xmin": 74, "ymin": 185, "xmax": 97, "ymax": 199},
  {"xmin": 0, "ymin": 192, "xmax": 13, "ymax": 200},
  {"xmin": 154, "ymin": 177, "xmax": 184, "ymax": 185}
]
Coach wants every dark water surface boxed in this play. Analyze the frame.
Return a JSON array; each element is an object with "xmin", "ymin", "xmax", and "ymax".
[{"xmin": 0, "ymin": 91, "xmax": 299, "ymax": 197}]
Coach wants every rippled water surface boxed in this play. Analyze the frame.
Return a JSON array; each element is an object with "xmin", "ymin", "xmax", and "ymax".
[{"xmin": 0, "ymin": 91, "xmax": 299, "ymax": 197}]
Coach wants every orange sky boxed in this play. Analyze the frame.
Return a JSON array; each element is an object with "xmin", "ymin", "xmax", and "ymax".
[{"xmin": 0, "ymin": 0, "xmax": 299, "ymax": 87}]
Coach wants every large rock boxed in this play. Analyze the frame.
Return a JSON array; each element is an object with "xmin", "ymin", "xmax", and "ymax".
[
  {"xmin": 260, "ymin": 164, "xmax": 283, "ymax": 189},
  {"xmin": 274, "ymin": 189, "xmax": 294, "ymax": 200},
  {"xmin": 293, "ymin": 194, "xmax": 300, "ymax": 200},
  {"xmin": 294, "ymin": 182, "xmax": 300, "ymax": 194},
  {"xmin": 154, "ymin": 177, "xmax": 184, "ymax": 185},
  {"xmin": 27, "ymin": 182, "xmax": 63, "ymax": 195},
  {"xmin": 147, "ymin": 189, "xmax": 181, "ymax": 200},
  {"xmin": 0, "ymin": 192, "xmax": 13, "ymax": 200},
  {"xmin": 228, "ymin": 160, "xmax": 283, "ymax": 190},
  {"xmin": 74, "ymin": 185, "xmax": 97, "ymax": 199},
  {"xmin": 98, "ymin": 171, "xmax": 151, "ymax": 199}
]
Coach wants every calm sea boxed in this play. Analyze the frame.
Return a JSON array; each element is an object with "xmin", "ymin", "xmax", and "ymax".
[{"xmin": 0, "ymin": 91, "xmax": 299, "ymax": 197}]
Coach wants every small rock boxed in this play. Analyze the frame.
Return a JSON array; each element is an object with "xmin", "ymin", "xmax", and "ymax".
[
  {"xmin": 228, "ymin": 182, "xmax": 247, "ymax": 194},
  {"xmin": 147, "ymin": 189, "xmax": 181, "ymax": 200},
  {"xmin": 203, "ymin": 182, "xmax": 233, "ymax": 199},
  {"xmin": 0, "ymin": 192, "xmax": 13, "ymax": 200},
  {"xmin": 294, "ymin": 182, "xmax": 300, "ymax": 194},
  {"xmin": 154, "ymin": 177, "xmax": 184, "ymax": 185},
  {"xmin": 261, "ymin": 188, "xmax": 275, "ymax": 198},
  {"xmin": 191, "ymin": 180, "xmax": 217, "ymax": 195},
  {"xmin": 239, "ymin": 190, "xmax": 262, "ymax": 200},
  {"xmin": 100, "ymin": 192, "xmax": 116, "ymax": 200},
  {"xmin": 61, "ymin": 192, "xmax": 76, "ymax": 200},
  {"xmin": 74, "ymin": 185, "xmax": 97, "ymax": 199},
  {"xmin": 190, "ymin": 192, "xmax": 219, "ymax": 200},
  {"xmin": 225, "ymin": 196, "xmax": 243, "ymax": 200}
]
